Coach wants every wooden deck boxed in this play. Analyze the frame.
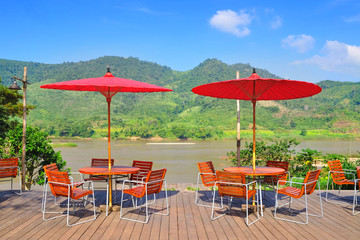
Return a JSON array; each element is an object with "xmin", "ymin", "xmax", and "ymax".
[{"xmin": 1, "ymin": 188, "xmax": 360, "ymax": 240}]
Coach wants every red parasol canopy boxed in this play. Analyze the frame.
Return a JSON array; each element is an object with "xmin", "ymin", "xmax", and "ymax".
[
  {"xmin": 192, "ymin": 69, "xmax": 322, "ymax": 170},
  {"xmin": 41, "ymin": 68, "xmax": 172, "ymax": 171}
]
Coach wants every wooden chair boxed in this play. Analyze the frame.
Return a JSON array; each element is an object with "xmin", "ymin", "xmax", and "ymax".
[
  {"xmin": 41, "ymin": 163, "xmax": 83, "ymax": 212},
  {"xmin": 195, "ymin": 161, "xmax": 221, "ymax": 208},
  {"xmin": 85, "ymin": 158, "xmax": 114, "ymax": 182},
  {"xmin": 326, "ymin": 160, "xmax": 356, "ymax": 205},
  {"xmin": 211, "ymin": 170, "xmax": 261, "ymax": 226},
  {"xmin": 274, "ymin": 170, "xmax": 322, "ymax": 224},
  {"xmin": 353, "ymin": 168, "xmax": 360, "ymax": 215},
  {"xmin": 120, "ymin": 169, "xmax": 168, "ymax": 223},
  {"xmin": 42, "ymin": 170, "xmax": 96, "ymax": 227},
  {"xmin": 0, "ymin": 158, "xmax": 21, "ymax": 195},
  {"xmin": 263, "ymin": 161, "xmax": 289, "ymax": 194},
  {"xmin": 115, "ymin": 160, "xmax": 153, "ymax": 199}
]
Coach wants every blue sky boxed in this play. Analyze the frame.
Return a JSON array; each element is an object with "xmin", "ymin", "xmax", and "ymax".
[{"xmin": 1, "ymin": 0, "xmax": 360, "ymax": 83}]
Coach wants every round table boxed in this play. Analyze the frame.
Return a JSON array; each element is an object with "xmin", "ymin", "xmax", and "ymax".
[
  {"xmin": 224, "ymin": 166, "xmax": 286, "ymax": 215},
  {"xmin": 224, "ymin": 166, "xmax": 285, "ymax": 176},
  {"xmin": 79, "ymin": 166, "xmax": 140, "ymax": 214}
]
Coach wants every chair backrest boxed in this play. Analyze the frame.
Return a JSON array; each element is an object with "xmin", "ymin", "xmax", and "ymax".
[
  {"xmin": 299, "ymin": 170, "xmax": 321, "ymax": 196},
  {"xmin": 0, "ymin": 158, "xmax": 18, "ymax": 178},
  {"xmin": 137, "ymin": 169, "xmax": 166, "ymax": 197},
  {"xmin": 266, "ymin": 160, "xmax": 289, "ymax": 170},
  {"xmin": 130, "ymin": 160, "xmax": 153, "ymax": 181},
  {"xmin": 197, "ymin": 161, "xmax": 216, "ymax": 187},
  {"xmin": 327, "ymin": 160, "xmax": 346, "ymax": 184},
  {"xmin": 43, "ymin": 163, "xmax": 59, "ymax": 178},
  {"xmin": 91, "ymin": 158, "xmax": 114, "ymax": 167},
  {"xmin": 47, "ymin": 170, "xmax": 72, "ymax": 198},
  {"xmin": 266, "ymin": 160, "xmax": 289, "ymax": 185},
  {"xmin": 357, "ymin": 168, "xmax": 360, "ymax": 188},
  {"xmin": 216, "ymin": 170, "xmax": 247, "ymax": 198}
]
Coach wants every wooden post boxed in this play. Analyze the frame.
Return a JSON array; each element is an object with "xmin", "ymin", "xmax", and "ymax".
[
  {"xmin": 21, "ymin": 67, "xmax": 27, "ymax": 191},
  {"xmin": 236, "ymin": 71, "xmax": 241, "ymax": 167}
]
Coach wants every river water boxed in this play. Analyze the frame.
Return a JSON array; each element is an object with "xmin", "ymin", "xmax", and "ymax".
[{"xmin": 52, "ymin": 139, "xmax": 360, "ymax": 184}]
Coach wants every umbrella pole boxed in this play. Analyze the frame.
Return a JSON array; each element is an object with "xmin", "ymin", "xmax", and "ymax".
[
  {"xmin": 236, "ymin": 71, "xmax": 241, "ymax": 167},
  {"xmin": 252, "ymin": 100, "xmax": 256, "ymax": 171},
  {"xmin": 107, "ymin": 98, "xmax": 113, "ymax": 209}
]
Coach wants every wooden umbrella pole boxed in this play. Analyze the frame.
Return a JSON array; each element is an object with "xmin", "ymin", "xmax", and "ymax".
[
  {"xmin": 236, "ymin": 71, "xmax": 241, "ymax": 167},
  {"xmin": 107, "ymin": 97, "xmax": 112, "ymax": 208},
  {"xmin": 252, "ymin": 100, "xmax": 256, "ymax": 171}
]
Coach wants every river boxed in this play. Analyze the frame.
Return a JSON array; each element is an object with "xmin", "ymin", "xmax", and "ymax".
[{"xmin": 52, "ymin": 139, "xmax": 360, "ymax": 184}]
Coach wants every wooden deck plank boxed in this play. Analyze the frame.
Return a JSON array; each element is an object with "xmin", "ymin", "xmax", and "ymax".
[
  {"xmin": 159, "ymin": 190, "xmax": 170, "ymax": 240},
  {"xmin": 185, "ymin": 190, "xmax": 208, "ymax": 240},
  {"xmin": 176, "ymin": 190, "xmax": 189, "ymax": 240},
  {"xmin": 168, "ymin": 190, "xmax": 179, "ymax": 240}
]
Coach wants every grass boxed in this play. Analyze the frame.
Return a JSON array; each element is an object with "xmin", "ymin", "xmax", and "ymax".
[{"xmin": 52, "ymin": 142, "xmax": 78, "ymax": 148}]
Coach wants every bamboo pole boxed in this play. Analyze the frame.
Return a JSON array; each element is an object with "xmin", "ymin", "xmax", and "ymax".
[{"xmin": 236, "ymin": 71, "xmax": 241, "ymax": 167}]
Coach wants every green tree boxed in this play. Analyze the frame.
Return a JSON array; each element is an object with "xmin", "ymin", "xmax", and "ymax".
[
  {"xmin": 3, "ymin": 125, "xmax": 67, "ymax": 189},
  {"xmin": 0, "ymin": 80, "xmax": 23, "ymax": 139}
]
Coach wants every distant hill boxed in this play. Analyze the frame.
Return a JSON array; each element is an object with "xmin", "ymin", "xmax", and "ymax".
[{"xmin": 1, "ymin": 56, "xmax": 359, "ymax": 140}]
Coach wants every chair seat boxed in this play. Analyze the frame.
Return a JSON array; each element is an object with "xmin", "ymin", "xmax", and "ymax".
[
  {"xmin": 72, "ymin": 188, "xmax": 93, "ymax": 200},
  {"xmin": 124, "ymin": 185, "xmax": 145, "ymax": 198},
  {"xmin": 278, "ymin": 186, "xmax": 302, "ymax": 198},
  {"xmin": 336, "ymin": 179, "xmax": 355, "ymax": 185},
  {"xmin": 220, "ymin": 188, "xmax": 257, "ymax": 199}
]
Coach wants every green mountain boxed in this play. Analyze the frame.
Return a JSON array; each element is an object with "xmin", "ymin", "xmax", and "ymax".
[{"xmin": 1, "ymin": 56, "xmax": 359, "ymax": 140}]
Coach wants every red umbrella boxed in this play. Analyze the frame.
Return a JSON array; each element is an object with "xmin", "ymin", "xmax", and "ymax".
[
  {"xmin": 192, "ymin": 69, "xmax": 322, "ymax": 170},
  {"xmin": 41, "ymin": 68, "xmax": 172, "ymax": 171}
]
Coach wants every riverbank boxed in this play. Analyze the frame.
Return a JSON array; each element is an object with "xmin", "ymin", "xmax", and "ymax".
[{"xmin": 49, "ymin": 128, "xmax": 360, "ymax": 142}]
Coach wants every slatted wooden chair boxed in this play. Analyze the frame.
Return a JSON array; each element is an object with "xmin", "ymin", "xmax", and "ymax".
[
  {"xmin": 42, "ymin": 170, "xmax": 96, "ymax": 227},
  {"xmin": 0, "ymin": 158, "xmax": 21, "ymax": 195},
  {"xmin": 195, "ymin": 161, "xmax": 222, "ymax": 208},
  {"xmin": 353, "ymin": 168, "xmax": 360, "ymax": 215},
  {"xmin": 326, "ymin": 160, "xmax": 356, "ymax": 205},
  {"xmin": 120, "ymin": 168, "xmax": 168, "ymax": 223},
  {"xmin": 85, "ymin": 158, "xmax": 114, "ymax": 182},
  {"xmin": 211, "ymin": 170, "xmax": 261, "ymax": 226},
  {"xmin": 274, "ymin": 170, "xmax": 322, "ymax": 224},
  {"xmin": 41, "ymin": 163, "xmax": 83, "ymax": 212},
  {"xmin": 263, "ymin": 160, "xmax": 289, "ymax": 194},
  {"xmin": 115, "ymin": 160, "xmax": 153, "ymax": 199}
]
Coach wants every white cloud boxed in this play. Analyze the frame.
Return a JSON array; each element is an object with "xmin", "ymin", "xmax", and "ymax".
[
  {"xmin": 209, "ymin": 10, "xmax": 252, "ymax": 37},
  {"xmin": 294, "ymin": 40, "xmax": 360, "ymax": 74},
  {"xmin": 271, "ymin": 15, "xmax": 282, "ymax": 29},
  {"xmin": 282, "ymin": 34, "xmax": 315, "ymax": 53}
]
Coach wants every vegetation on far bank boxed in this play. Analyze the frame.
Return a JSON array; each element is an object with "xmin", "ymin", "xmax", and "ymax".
[{"xmin": 1, "ymin": 57, "xmax": 359, "ymax": 141}]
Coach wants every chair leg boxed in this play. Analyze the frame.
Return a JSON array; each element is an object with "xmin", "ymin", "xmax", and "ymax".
[
  {"xmin": 211, "ymin": 186, "xmax": 226, "ymax": 221},
  {"xmin": 67, "ymin": 182, "xmax": 97, "ymax": 227},
  {"xmin": 353, "ymin": 182, "xmax": 359, "ymax": 215},
  {"xmin": 42, "ymin": 183, "xmax": 67, "ymax": 221}
]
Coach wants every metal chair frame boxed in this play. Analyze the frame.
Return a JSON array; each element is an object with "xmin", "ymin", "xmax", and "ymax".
[
  {"xmin": 42, "ymin": 175, "xmax": 96, "ymax": 227},
  {"xmin": 195, "ymin": 172, "xmax": 223, "ymax": 208},
  {"xmin": 0, "ymin": 165, "xmax": 22, "ymax": 195},
  {"xmin": 120, "ymin": 175, "xmax": 169, "ymax": 223},
  {"xmin": 274, "ymin": 176, "xmax": 323, "ymax": 225},
  {"xmin": 41, "ymin": 164, "xmax": 83, "ymax": 213},
  {"xmin": 211, "ymin": 179, "xmax": 262, "ymax": 226},
  {"xmin": 353, "ymin": 178, "xmax": 360, "ymax": 215},
  {"xmin": 325, "ymin": 169, "xmax": 356, "ymax": 205}
]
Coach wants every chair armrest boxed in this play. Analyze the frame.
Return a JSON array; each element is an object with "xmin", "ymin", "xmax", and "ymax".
[
  {"xmin": 215, "ymin": 180, "xmax": 256, "ymax": 187},
  {"xmin": 122, "ymin": 179, "xmax": 145, "ymax": 185}
]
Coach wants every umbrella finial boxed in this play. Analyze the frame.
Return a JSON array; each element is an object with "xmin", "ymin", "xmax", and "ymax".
[
  {"xmin": 253, "ymin": 68, "xmax": 256, "ymax": 74},
  {"xmin": 107, "ymin": 66, "xmax": 111, "ymax": 73}
]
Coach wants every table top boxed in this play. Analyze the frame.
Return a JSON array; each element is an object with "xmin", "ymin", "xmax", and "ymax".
[
  {"xmin": 79, "ymin": 166, "xmax": 140, "ymax": 175},
  {"xmin": 224, "ymin": 166, "xmax": 285, "ymax": 176}
]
